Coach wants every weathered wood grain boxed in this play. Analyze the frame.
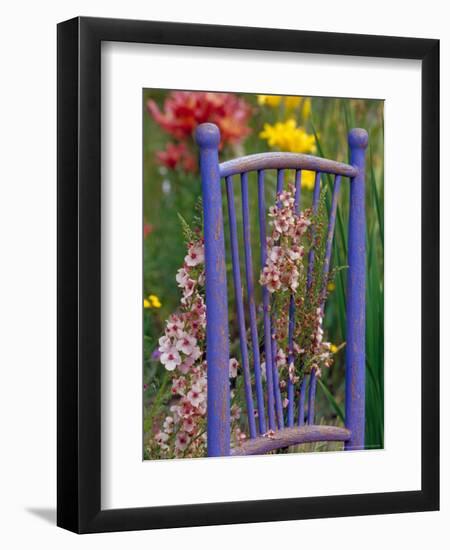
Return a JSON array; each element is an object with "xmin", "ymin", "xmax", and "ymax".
[
  {"xmin": 219, "ymin": 152, "xmax": 358, "ymax": 179},
  {"xmin": 231, "ymin": 425, "xmax": 351, "ymax": 456}
]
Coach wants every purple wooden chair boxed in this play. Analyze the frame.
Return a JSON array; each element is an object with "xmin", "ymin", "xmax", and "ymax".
[{"xmin": 195, "ymin": 122, "xmax": 368, "ymax": 457}]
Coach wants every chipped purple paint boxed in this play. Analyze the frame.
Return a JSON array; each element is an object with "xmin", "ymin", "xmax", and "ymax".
[
  {"xmin": 345, "ymin": 128, "xmax": 368, "ymax": 451},
  {"xmin": 241, "ymin": 173, "xmax": 266, "ymax": 434},
  {"xmin": 294, "ymin": 169, "xmax": 302, "ymax": 211},
  {"xmin": 306, "ymin": 171, "xmax": 322, "ymax": 288},
  {"xmin": 270, "ymin": 169, "xmax": 286, "ymax": 429},
  {"xmin": 276, "ymin": 168, "xmax": 284, "ymax": 200},
  {"xmin": 298, "ymin": 375, "xmax": 307, "ymax": 426},
  {"xmin": 286, "ymin": 294, "xmax": 295, "ymax": 427},
  {"xmin": 225, "ymin": 175, "xmax": 257, "ymax": 439},
  {"xmin": 270, "ymin": 333, "xmax": 285, "ymax": 429},
  {"xmin": 257, "ymin": 170, "xmax": 276, "ymax": 430},
  {"xmin": 307, "ymin": 371, "xmax": 317, "ymax": 425},
  {"xmin": 287, "ymin": 170, "xmax": 302, "ymax": 427},
  {"xmin": 231, "ymin": 425, "xmax": 351, "ymax": 456},
  {"xmin": 195, "ymin": 123, "xmax": 230, "ymax": 457},
  {"xmin": 305, "ymin": 172, "xmax": 322, "ymax": 425},
  {"xmin": 219, "ymin": 152, "xmax": 357, "ymax": 179},
  {"xmin": 320, "ymin": 174, "xmax": 342, "ymax": 310}
]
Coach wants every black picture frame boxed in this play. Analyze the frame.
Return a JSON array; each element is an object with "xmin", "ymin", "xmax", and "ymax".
[{"xmin": 57, "ymin": 16, "xmax": 439, "ymax": 533}]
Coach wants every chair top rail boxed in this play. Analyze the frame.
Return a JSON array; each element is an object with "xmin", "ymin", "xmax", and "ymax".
[
  {"xmin": 219, "ymin": 152, "xmax": 358, "ymax": 179},
  {"xmin": 231, "ymin": 425, "xmax": 351, "ymax": 456}
]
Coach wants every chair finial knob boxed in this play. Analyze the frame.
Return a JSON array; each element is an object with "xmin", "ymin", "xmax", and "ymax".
[
  {"xmin": 195, "ymin": 123, "xmax": 221, "ymax": 148},
  {"xmin": 348, "ymin": 128, "xmax": 369, "ymax": 149}
]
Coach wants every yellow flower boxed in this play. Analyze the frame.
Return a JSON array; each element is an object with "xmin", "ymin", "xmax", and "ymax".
[
  {"xmin": 148, "ymin": 294, "xmax": 162, "ymax": 308},
  {"xmin": 259, "ymin": 119, "xmax": 317, "ymax": 154},
  {"xmin": 300, "ymin": 97, "xmax": 311, "ymax": 120},
  {"xmin": 144, "ymin": 294, "xmax": 162, "ymax": 309},
  {"xmin": 258, "ymin": 95, "xmax": 312, "ymax": 120},
  {"xmin": 330, "ymin": 344, "xmax": 339, "ymax": 354},
  {"xmin": 257, "ymin": 95, "xmax": 282, "ymax": 108},
  {"xmin": 327, "ymin": 281, "xmax": 336, "ymax": 292},
  {"xmin": 301, "ymin": 170, "xmax": 316, "ymax": 191},
  {"xmin": 284, "ymin": 96, "xmax": 302, "ymax": 110}
]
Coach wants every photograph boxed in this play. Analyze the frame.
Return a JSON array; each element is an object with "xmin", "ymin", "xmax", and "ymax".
[
  {"xmin": 0, "ymin": 1, "xmax": 442, "ymax": 542},
  {"xmin": 142, "ymin": 90, "xmax": 384, "ymax": 460}
]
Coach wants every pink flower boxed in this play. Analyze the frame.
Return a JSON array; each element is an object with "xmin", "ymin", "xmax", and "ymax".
[
  {"xmin": 166, "ymin": 316, "xmax": 185, "ymax": 338},
  {"xmin": 278, "ymin": 191, "xmax": 295, "ymax": 208},
  {"xmin": 175, "ymin": 431, "xmax": 190, "ymax": 452},
  {"xmin": 160, "ymin": 348, "xmax": 181, "ymax": 371},
  {"xmin": 268, "ymin": 206, "xmax": 278, "ymax": 218},
  {"xmin": 260, "ymin": 361, "xmax": 266, "ymax": 380},
  {"xmin": 311, "ymin": 363, "xmax": 322, "ymax": 378},
  {"xmin": 171, "ymin": 376, "xmax": 187, "ymax": 396},
  {"xmin": 289, "ymin": 266, "xmax": 300, "ymax": 292},
  {"xmin": 260, "ymin": 264, "xmax": 282, "ymax": 293},
  {"xmin": 268, "ymin": 246, "xmax": 282, "ymax": 262},
  {"xmin": 277, "ymin": 216, "xmax": 294, "ymax": 235},
  {"xmin": 182, "ymin": 417, "xmax": 195, "ymax": 433},
  {"xmin": 262, "ymin": 429, "xmax": 276, "ymax": 440},
  {"xmin": 231, "ymin": 404, "xmax": 241, "ymax": 420},
  {"xmin": 178, "ymin": 356, "xmax": 195, "ymax": 374},
  {"xmin": 176, "ymin": 333, "xmax": 197, "ymax": 355},
  {"xmin": 155, "ymin": 431, "xmax": 169, "ymax": 450},
  {"xmin": 234, "ymin": 427, "xmax": 247, "ymax": 443},
  {"xmin": 158, "ymin": 335, "xmax": 172, "ymax": 353},
  {"xmin": 190, "ymin": 346, "xmax": 202, "ymax": 361},
  {"xmin": 187, "ymin": 384, "xmax": 204, "ymax": 408},
  {"xmin": 229, "ymin": 357, "xmax": 239, "ymax": 378},
  {"xmin": 181, "ymin": 278, "xmax": 196, "ymax": 299},
  {"xmin": 179, "ymin": 399, "xmax": 194, "ymax": 418},
  {"xmin": 293, "ymin": 342, "xmax": 304, "ymax": 355},
  {"xmin": 163, "ymin": 416, "xmax": 174, "ymax": 433},
  {"xmin": 287, "ymin": 245, "xmax": 303, "ymax": 261},
  {"xmin": 169, "ymin": 404, "xmax": 181, "ymax": 422},
  {"xmin": 276, "ymin": 348, "xmax": 287, "ymax": 367},
  {"xmin": 288, "ymin": 363, "xmax": 299, "ymax": 383},
  {"xmin": 184, "ymin": 242, "xmax": 204, "ymax": 267},
  {"xmin": 176, "ymin": 267, "xmax": 190, "ymax": 287},
  {"xmin": 193, "ymin": 372, "xmax": 207, "ymax": 392}
]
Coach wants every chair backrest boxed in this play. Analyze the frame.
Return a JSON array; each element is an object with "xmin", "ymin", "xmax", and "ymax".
[{"xmin": 195, "ymin": 122, "xmax": 368, "ymax": 457}]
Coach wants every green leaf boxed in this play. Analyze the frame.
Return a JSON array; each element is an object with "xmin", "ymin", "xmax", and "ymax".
[{"xmin": 317, "ymin": 378, "xmax": 345, "ymax": 423}]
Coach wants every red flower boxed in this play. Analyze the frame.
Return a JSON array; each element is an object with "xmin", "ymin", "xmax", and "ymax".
[
  {"xmin": 147, "ymin": 91, "xmax": 252, "ymax": 147},
  {"xmin": 144, "ymin": 223, "xmax": 153, "ymax": 238},
  {"xmin": 155, "ymin": 142, "xmax": 197, "ymax": 173}
]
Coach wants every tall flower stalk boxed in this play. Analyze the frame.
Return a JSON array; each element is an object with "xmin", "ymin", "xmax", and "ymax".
[
  {"xmin": 148, "ymin": 215, "xmax": 242, "ymax": 459},
  {"xmin": 260, "ymin": 185, "xmax": 337, "ymax": 392}
]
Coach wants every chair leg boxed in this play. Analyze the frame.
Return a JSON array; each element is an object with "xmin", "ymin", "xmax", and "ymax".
[
  {"xmin": 196, "ymin": 123, "xmax": 230, "ymax": 457},
  {"xmin": 345, "ymin": 128, "xmax": 368, "ymax": 451}
]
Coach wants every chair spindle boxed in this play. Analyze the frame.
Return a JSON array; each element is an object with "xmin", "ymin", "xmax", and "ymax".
[
  {"xmin": 241, "ymin": 173, "xmax": 266, "ymax": 434},
  {"xmin": 225, "ymin": 175, "xmax": 257, "ymax": 438},
  {"xmin": 257, "ymin": 170, "xmax": 277, "ymax": 431}
]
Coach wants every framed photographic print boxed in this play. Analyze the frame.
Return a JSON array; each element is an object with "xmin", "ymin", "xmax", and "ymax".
[{"xmin": 57, "ymin": 17, "xmax": 439, "ymax": 533}]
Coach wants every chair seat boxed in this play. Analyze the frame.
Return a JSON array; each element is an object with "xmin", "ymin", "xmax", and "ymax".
[{"xmin": 231, "ymin": 425, "xmax": 351, "ymax": 456}]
